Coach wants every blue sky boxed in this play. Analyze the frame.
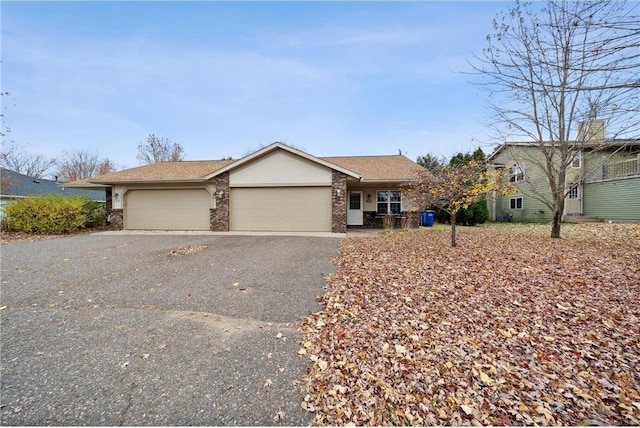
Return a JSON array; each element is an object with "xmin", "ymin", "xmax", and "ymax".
[{"xmin": 2, "ymin": 1, "xmax": 512, "ymax": 170}]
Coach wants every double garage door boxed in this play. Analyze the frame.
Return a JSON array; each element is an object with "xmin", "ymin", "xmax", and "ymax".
[
  {"xmin": 125, "ymin": 189, "xmax": 211, "ymax": 231},
  {"xmin": 230, "ymin": 187, "xmax": 332, "ymax": 232},
  {"xmin": 124, "ymin": 187, "xmax": 332, "ymax": 232}
]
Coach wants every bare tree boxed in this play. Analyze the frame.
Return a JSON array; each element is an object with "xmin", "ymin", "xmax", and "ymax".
[
  {"xmin": 56, "ymin": 150, "xmax": 116, "ymax": 182},
  {"xmin": 1, "ymin": 91, "xmax": 14, "ymax": 143},
  {"xmin": 471, "ymin": 0, "xmax": 640, "ymax": 238},
  {"xmin": 0, "ymin": 143, "xmax": 56, "ymax": 178},
  {"xmin": 137, "ymin": 134, "xmax": 185, "ymax": 164}
]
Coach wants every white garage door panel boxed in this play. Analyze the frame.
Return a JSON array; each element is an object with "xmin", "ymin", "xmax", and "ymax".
[
  {"xmin": 230, "ymin": 187, "xmax": 331, "ymax": 232},
  {"xmin": 125, "ymin": 189, "xmax": 210, "ymax": 231}
]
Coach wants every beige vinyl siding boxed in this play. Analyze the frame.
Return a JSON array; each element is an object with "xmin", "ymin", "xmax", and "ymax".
[
  {"xmin": 125, "ymin": 189, "xmax": 211, "ymax": 230},
  {"xmin": 583, "ymin": 177, "xmax": 640, "ymax": 221},
  {"xmin": 229, "ymin": 150, "xmax": 332, "ymax": 187},
  {"xmin": 229, "ymin": 187, "xmax": 331, "ymax": 232}
]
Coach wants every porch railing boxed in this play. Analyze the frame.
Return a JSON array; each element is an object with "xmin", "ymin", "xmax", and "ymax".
[{"xmin": 602, "ymin": 157, "xmax": 639, "ymax": 180}]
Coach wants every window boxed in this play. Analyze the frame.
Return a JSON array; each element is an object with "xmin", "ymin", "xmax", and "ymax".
[
  {"xmin": 568, "ymin": 185, "xmax": 579, "ymax": 199},
  {"xmin": 377, "ymin": 191, "xmax": 401, "ymax": 214},
  {"xmin": 509, "ymin": 165, "xmax": 525, "ymax": 182},
  {"xmin": 570, "ymin": 151, "xmax": 581, "ymax": 168},
  {"xmin": 509, "ymin": 197, "xmax": 523, "ymax": 210},
  {"xmin": 349, "ymin": 192, "xmax": 361, "ymax": 210}
]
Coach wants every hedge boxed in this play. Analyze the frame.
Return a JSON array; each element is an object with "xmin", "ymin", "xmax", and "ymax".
[{"xmin": 2, "ymin": 195, "xmax": 105, "ymax": 234}]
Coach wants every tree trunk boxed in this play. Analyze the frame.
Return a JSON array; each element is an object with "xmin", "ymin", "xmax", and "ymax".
[
  {"xmin": 451, "ymin": 216, "xmax": 457, "ymax": 247},
  {"xmin": 551, "ymin": 191, "xmax": 565, "ymax": 239},
  {"xmin": 551, "ymin": 210, "xmax": 562, "ymax": 238}
]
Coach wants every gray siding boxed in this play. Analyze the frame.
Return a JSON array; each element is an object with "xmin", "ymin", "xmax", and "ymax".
[{"xmin": 583, "ymin": 177, "xmax": 640, "ymax": 221}]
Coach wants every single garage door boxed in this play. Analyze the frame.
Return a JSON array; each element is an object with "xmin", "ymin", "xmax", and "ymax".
[
  {"xmin": 125, "ymin": 189, "xmax": 211, "ymax": 230},
  {"xmin": 230, "ymin": 187, "xmax": 332, "ymax": 232}
]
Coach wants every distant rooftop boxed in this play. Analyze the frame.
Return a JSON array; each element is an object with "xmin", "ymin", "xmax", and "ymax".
[{"xmin": 1, "ymin": 168, "xmax": 106, "ymax": 202}]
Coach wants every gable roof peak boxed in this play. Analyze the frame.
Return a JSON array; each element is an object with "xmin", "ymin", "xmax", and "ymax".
[{"xmin": 204, "ymin": 142, "xmax": 362, "ymax": 180}]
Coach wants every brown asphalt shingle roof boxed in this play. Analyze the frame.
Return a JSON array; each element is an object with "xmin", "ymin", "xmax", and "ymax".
[
  {"xmin": 321, "ymin": 155, "xmax": 424, "ymax": 181},
  {"xmin": 64, "ymin": 153, "xmax": 423, "ymax": 186},
  {"xmin": 76, "ymin": 160, "xmax": 235, "ymax": 184}
]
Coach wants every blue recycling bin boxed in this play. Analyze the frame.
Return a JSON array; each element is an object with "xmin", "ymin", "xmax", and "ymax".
[{"xmin": 420, "ymin": 210, "xmax": 436, "ymax": 227}]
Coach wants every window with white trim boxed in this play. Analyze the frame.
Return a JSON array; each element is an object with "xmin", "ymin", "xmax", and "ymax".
[
  {"xmin": 509, "ymin": 197, "xmax": 523, "ymax": 210},
  {"xmin": 570, "ymin": 151, "xmax": 582, "ymax": 168},
  {"xmin": 377, "ymin": 191, "xmax": 401, "ymax": 214},
  {"xmin": 509, "ymin": 165, "xmax": 525, "ymax": 182}
]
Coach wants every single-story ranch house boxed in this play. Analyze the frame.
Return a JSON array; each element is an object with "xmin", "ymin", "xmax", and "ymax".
[{"xmin": 65, "ymin": 143, "xmax": 426, "ymax": 233}]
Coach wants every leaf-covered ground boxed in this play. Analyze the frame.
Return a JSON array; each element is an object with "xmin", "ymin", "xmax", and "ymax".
[{"xmin": 300, "ymin": 223, "xmax": 640, "ymax": 426}]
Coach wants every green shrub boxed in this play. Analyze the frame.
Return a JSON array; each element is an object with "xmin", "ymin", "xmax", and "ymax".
[
  {"xmin": 82, "ymin": 200, "xmax": 107, "ymax": 228},
  {"xmin": 2, "ymin": 195, "xmax": 99, "ymax": 234},
  {"xmin": 432, "ymin": 199, "xmax": 489, "ymax": 226},
  {"xmin": 461, "ymin": 199, "xmax": 489, "ymax": 226}
]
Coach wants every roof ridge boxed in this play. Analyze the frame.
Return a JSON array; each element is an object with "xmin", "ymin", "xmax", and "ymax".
[{"xmin": 321, "ymin": 154, "xmax": 406, "ymax": 159}]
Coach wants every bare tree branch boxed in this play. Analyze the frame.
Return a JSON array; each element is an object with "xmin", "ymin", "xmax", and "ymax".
[
  {"xmin": 137, "ymin": 134, "xmax": 185, "ymax": 164},
  {"xmin": 56, "ymin": 150, "xmax": 116, "ymax": 182},
  {"xmin": 0, "ymin": 143, "xmax": 56, "ymax": 179},
  {"xmin": 470, "ymin": 0, "xmax": 640, "ymax": 238}
]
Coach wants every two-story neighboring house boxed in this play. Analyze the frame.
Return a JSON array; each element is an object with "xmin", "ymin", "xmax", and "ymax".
[{"xmin": 487, "ymin": 121, "xmax": 640, "ymax": 223}]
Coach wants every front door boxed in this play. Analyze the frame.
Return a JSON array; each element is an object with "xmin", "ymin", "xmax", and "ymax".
[
  {"xmin": 565, "ymin": 183, "xmax": 583, "ymax": 215},
  {"xmin": 347, "ymin": 191, "xmax": 363, "ymax": 226}
]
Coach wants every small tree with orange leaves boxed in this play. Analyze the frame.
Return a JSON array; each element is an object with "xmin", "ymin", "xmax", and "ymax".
[{"xmin": 414, "ymin": 159, "xmax": 511, "ymax": 247}]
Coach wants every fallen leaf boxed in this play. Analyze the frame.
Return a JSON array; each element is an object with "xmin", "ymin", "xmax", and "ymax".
[
  {"xmin": 395, "ymin": 344, "xmax": 407, "ymax": 354},
  {"xmin": 461, "ymin": 405, "xmax": 474, "ymax": 415},
  {"xmin": 298, "ymin": 224, "xmax": 640, "ymax": 426},
  {"xmin": 479, "ymin": 370, "xmax": 494, "ymax": 386}
]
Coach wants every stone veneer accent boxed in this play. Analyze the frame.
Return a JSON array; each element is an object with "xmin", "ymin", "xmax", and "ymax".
[
  {"xmin": 109, "ymin": 209, "xmax": 123, "ymax": 230},
  {"xmin": 332, "ymin": 171, "xmax": 347, "ymax": 233},
  {"xmin": 210, "ymin": 172, "xmax": 230, "ymax": 231}
]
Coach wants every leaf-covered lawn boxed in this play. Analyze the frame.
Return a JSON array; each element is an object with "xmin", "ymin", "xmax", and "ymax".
[{"xmin": 300, "ymin": 223, "xmax": 640, "ymax": 426}]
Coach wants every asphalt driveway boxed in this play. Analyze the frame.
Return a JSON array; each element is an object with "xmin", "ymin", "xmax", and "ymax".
[{"xmin": 0, "ymin": 233, "xmax": 340, "ymax": 425}]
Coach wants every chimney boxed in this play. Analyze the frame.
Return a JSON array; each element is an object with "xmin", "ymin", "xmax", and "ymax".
[{"xmin": 577, "ymin": 120, "xmax": 606, "ymax": 142}]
